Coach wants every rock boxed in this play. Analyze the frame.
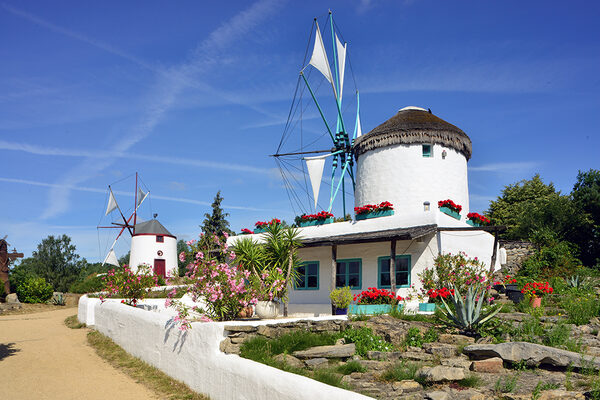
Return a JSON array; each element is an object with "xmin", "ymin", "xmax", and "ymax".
[
  {"xmin": 273, "ymin": 354, "xmax": 304, "ymax": 369},
  {"xmin": 470, "ymin": 357, "xmax": 504, "ymax": 373},
  {"xmin": 441, "ymin": 357, "xmax": 472, "ymax": 369},
  {"xmin": 358, "ymin": 360, "xmax": 388, "ymax": 370},
  {"xmin": 6, "ymin": 293, "xmax": 19, "ymax": 303},
  {"xmin": 310, "ymin": 320, "xmax": 339, "ymax": 332},
  {"xmin": 219, "ymin": 338, "xmax": 241, "ymax": 354},
  {"xmin": 256, "ymin": 325, "xmax": 280, "ymax": 338},
  {"xmin": 223, "ymin": 324, "xmax": 257, "ymax": 333},
  {"xmin": 463, "ymin": 342, "xmax": 600, "ymax": 370},
  {"xmin": 392, "ymin": 380, "xmax": 422, "ymax": 393},
  {"xmin": 230, "ymin": 335, "xmax": 250, "ymax": 344},
  {"xmin": 438, "ymin": 334, "xmax": 475, "ymax": 345},
  {"xmin": 538, "ymin": 390, "xmax": 585, "ymax": 400},
  {"xmin": 475, "ymin": 336, "xmax": 494, "ymax": 344},
  {"xmin": 304, "ymin": 357, "xmax": 328, "ymax": 368},
  {"xmin": 401, "ymin": 351, "xmax": 435, "ymax": 362},
  {"xmin": 417, "ymin": 366, "xmax": 465, "ymax": 382},
  {"xmin": 407, "ymin": 346, "xmax": 423, "ymax": 352},
  {"xmin": 423, "ymin": 342, "xmax": 457, "ymax": 358},
  {"xmin": 335, "ymin": 338, "xmax": 346, "ymax": 345},
  {"xmin": 456, "ymin": 389, "xmax": 485, "ymax": 400},
  {"xmin": 293, "ymin": 343, "xmax": 355, "ymax": 359},
  {"xmin": 425, "ymin": 391, "xmax": 449, "ymax": 400}
]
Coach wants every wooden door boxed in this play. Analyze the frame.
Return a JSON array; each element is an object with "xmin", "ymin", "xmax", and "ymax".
[{"xmin": 154, "ymin": 259, "xmax": 166, "ymax": 277}]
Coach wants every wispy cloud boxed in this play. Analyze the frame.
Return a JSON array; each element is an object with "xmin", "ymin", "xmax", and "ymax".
[
  {"xmin": 0, "ymin": 177, "xmax": 283, "ymax": 212},
  {"xmin": 469, "ymin": 162, "xmax": 541, "ymax": 172},
  {"xmin": 20, "ymin": 0, "xmax": 282, "ymax": 219}
]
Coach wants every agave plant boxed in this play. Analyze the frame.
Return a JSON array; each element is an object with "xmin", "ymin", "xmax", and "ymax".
[
  {"xmin": 566, "ymin": 275, "xmax": 588, "ymax": 290},
  {"xmin": 52, "ymin": 292, "xmax": 65, "ymax": 306},
  {"xmin": 439, "ymin": 283, "xmax": 501, "ymax": 333}
]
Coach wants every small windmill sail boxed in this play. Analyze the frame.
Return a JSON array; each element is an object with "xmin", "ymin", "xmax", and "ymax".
[
  {"xmin": 103, "ymin": 249, "xmax": 120, "ymax": 267},
  {"xmin": 105, "ymin": 189, "xmax": 118, "ymax": 215}
]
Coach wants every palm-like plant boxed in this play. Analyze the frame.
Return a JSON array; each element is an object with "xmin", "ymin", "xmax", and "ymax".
[{"xmin": 439, "ymin": 283, "xmax": 501, "ymax": 333}]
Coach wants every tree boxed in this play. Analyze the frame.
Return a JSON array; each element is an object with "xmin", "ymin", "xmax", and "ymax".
[
  {"xmin": 118, "ymin": 251, "xmax": 130, "ymax": 267},
  {"xmin": 200, "ymin": 191, "xmax": 233, "ymax": 240},
  {"xmin": 486, "ymin": 174, "xmax": 579, "ymax": 241},
  {"xmin": 570, "ymin": 169, "xmax": 600, "ymax": 267},
  {"xmin": 176, "ymin": 240, "xmax": 191, "ymax": 277},
  {"xmin": 14, "ymin": 235, "xmax": 84, "ymax": 292}
]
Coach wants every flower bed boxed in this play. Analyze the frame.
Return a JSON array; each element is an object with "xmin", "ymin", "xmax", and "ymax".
[
  {"xmin": 296, "ymin": 211, "xmax": 334, "ymax": 227},
  {"xmin": 438, "ymin": 199, "xmax": 462, "ymax": 220},
  {"xmin": 466, "ymin": 212, "xmax": 490, "ymax": 227},
  {"xmin": 354, "ymin": 201, "xmax": 394, "ymax": 220}
]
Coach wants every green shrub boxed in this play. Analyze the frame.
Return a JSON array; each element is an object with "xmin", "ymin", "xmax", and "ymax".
[
  {"xmin": 69, "ymin": 274, "xmax": 105, "ymax": 294},
  {"xmin": 459, "ymin": 374, "xmax": 482, "ymax": 388},
  {"xmin": 403, "ymin": 327, "xmax": 424, "ymax": 348},
  {"xmin": 0, "ymin": 281, "xmax": 6, "ymax": 300},
  {"xmin": 560, "ymin": 292, "xmax": 600, "ymax": 325},
  {"xmin": 336, "ymin": 360, "xmax": 366, "ymax": 375},
  {"xmin": 16, "ymin": 276, "xmax": 53, "ymax": 303},
  {"xmin": 313, "ymin": 369, "xmax": 346, "ymax": 388},
  {"xmin": 240, "ymin": 330, "xmax": 337, "ymax": 364},
  {"xmin": 337, "ymin": 327, "xmax": 393, "ymax": 357},
  {"xmin": 380, "ymin": 360, "xmax": 421, "ymax": 382},
  {"xmin": 494, "ymin": 373, "xmax": 519, "ymax": 393},
  {"xmin": 329, "ymin": 286, "xmax": 353, "ymax": 309}
]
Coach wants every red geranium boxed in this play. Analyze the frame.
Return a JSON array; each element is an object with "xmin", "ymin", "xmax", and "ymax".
[
  {"xmin": 255, "ymin": 218, "xmax": 281, "ymax": 228},
  {"xmin": 354, "ymin": 201, "xmax": 394, "ymax": 216},
  {"xmin": 438, "ymin": 199, "xmax": 462, "ymax": 213},
  {"xmin": 240, "ymin": 228, "xmax": 253, "ymax": 234},
  {"xmin": 353, "ymin": 287, "xmax": 406, "ymax": 305},
  {"xmin": 467, "ymin": 212, "xmax": 490, "ymax": 225},
  {"xmin": 426, "ymin": 287, "xmax": 455, "ymax": 300},
  {"xmin": 300, "ymin": 211, "xmax": 334, "ymax": 221},
  {"xmin": 521, "ymin": 282, "xmax": 553, "ymax": 298}
]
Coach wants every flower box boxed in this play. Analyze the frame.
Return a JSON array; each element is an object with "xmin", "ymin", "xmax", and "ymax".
[
  {"xmin": 299, "ymin": 217, "xmax": 334, "ymax": 227},
  {"xmin": 348, "ymin": 304, "xmax": 402, "ymax": 315},
  {"xmin": 466, "ymin": 219, "xmax": 481, "ymax": 227},
  {"xmin": 355, "ymin": 209, "xmax": 395, "ymax": 221},
  {"xmin": 253, "ymin": 227, "xmax": 267, "ymax": 234},
  {"xmin": 418, "ymin": 303, "xmax": 436, "ymax": 312},
  {"xmin": 440, "ymin": 206, "xmax": 461, "ymax": 220}
]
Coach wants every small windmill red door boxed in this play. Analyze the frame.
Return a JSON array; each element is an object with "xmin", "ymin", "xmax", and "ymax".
[{"xmin": 154, "ymin": 259, "xmax": 166, "ymax": 277}]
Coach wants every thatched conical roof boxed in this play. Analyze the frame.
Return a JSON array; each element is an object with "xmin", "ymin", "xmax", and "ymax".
[{"xmin": 353, "ymin": 107, "xmax": 472, "ymax": 160}]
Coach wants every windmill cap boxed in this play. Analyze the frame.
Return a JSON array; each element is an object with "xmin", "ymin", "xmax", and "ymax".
[
  {"xmin": 353, "ymin": 107, "xmax": 472, "ymax": 160},
  {"xmin": 133, "ymin": 219, "xmax": 174, "ymax": 237}
]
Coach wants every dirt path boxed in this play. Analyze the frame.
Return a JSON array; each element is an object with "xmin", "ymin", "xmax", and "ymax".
[{"xmin": 1, "ymin": 308, "xmax": 157, "ymax": 400}]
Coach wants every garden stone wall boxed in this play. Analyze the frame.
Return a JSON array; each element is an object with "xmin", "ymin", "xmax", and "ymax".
[{"xmin": 500, "ymin": 240, "xmax": 535, "ymax": 275}]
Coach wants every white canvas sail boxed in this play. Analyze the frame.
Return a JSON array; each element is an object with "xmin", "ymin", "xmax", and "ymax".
[
  {"xmin": 309, "ymin": 23, "xmax": 337, "ymax": 97},
  {"xmin": 136, "ymin": 187, "xmax": 148, "ymax": 208},
  {"xmin": 335, "ymin": 34, "xmax": 346, "ymax": 99},
  {"xmin": 105, "ymin": 189, "xmax": 118, "ymax": 216},
  {"xmin": 356, "ymin": 112, "xmax": 363, "ymax": 138},
  {"xmin": 304, "ymin": 154, "xmax": 328, "ymax": 209},
  {"xmin": 103, "ymin": 249, "xmax": 119, "ymax": 267}
]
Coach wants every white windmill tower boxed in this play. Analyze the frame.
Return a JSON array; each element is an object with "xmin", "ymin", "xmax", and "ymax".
[{"xmin": 99, "ymin": 173, "xmax": 177, "ymax": 277}]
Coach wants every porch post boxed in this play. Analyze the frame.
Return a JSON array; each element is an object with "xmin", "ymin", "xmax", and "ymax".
[
  {"xmin": 489, "ymin": 228, "xmax": 499, "ymax": 274},
  {"xmin": 390, "ymin": 239, "xmax": 397, "ymax": 294},
  {"xmin": 330, "ymin": 244, "xmax": 337, "ymax": 291}
]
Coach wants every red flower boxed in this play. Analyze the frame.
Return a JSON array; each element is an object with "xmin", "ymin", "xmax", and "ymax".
[
  {"xmin": 298, "ymin": 211, "xmax": 334, "ymax": 222},
  {"xmin": 467, "ymin": 212, "xmax": 490, "ymax": 225},
  {"xmin": 354, "ymin": 201, "xmax": 394, "ymax": 216},
  {"xmin": 241, "ymin": 228, "xmax": 253, "ymax": 234},
  {"xmin": 438, "ymin": 199, "xmax": 462, "ymax": 213}
]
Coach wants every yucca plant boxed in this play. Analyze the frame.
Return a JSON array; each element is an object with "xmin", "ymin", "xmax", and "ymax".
[
  {"xmin": 439, "ymin": 283, "xmax": 501, "ymax": 333},
  {"xmin": 565, "ymin": 275, "xmax": 589, "ymax": 290}
]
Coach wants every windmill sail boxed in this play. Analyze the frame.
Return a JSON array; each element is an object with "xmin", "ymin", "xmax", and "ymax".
[
  {"xmin": 105, "ymin": 189, "xmax": 118, "ymax": 215},
  {"xmin": 103, "ymin": 249, "xmax": 119, "ymax": 267},
  {"xmin": 304, "ymin": 154, "xmax": 328, "ymax": 209},
  {"xmin": 309, "ymin": 23, "xmax": 337, "ymax": 98},
  {"xmin": 136, "ymin": 187, "xmax": 148, "ymax": 208},
  {"xmin": 335, "ymin": 34, "xmax": 346, "ymax": 99}
]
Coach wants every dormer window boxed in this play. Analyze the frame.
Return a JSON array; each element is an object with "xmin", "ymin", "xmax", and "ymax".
[
  {"xmin": 422, "ymin": 144, "xmax": 432, "ymax": 157},
  {"xmin": 156, "ymin": 235, "xmax": 164, "ymax": 243}
]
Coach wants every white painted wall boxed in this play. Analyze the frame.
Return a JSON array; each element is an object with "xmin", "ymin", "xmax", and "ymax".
[
  {"xmin": 130, "ymin": 234, "xmax": 177, "ymax": 276},
  {"xmin": 80, "ymin": 300, "xmax": 369, "ymax": 400},
  {"xmin": 355, "ymin": 143, "xmax": 470, "ymax": 220}
]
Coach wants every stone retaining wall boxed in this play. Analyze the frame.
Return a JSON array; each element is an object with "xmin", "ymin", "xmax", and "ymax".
[{"xmin": 500, "ymin": 240, "xmax": 535, "ymax": 275}]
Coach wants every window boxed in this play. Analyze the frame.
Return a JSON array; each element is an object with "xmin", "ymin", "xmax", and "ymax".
[
  {"xmin": 336, "ymin": 259, "xmax": 361, "ymax": 289},
  {"xmin": 156, "ymin": 235, "xmax": 164, "ymax": 243},
  {"xmin": 422, "ymin": 144, "xmax": 432, "ymax": 157},
  {"xmin": 378, "ymin": 255, "xmax": 411, "ymax": 288},
  {"xmin": 295, "ymin": 261, "xmax": 319, "ymax": 290}
]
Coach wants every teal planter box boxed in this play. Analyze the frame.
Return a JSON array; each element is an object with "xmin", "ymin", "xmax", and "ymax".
[
  {"xmin": 254, "ymin": 227, "xmax": 267, "ymax": 233},
  {"xmin": 355, "ymin": 209, "xmax": 394, "ymax": 221},
  {"xmin": 440, "ymin": 206, "xmax": 461, "ymax": 220},
  {"xmin": 419, "ymin": 303, "xmax": 436, "ymax": 312},
  {"xmin": 348, "ymin": 304, "xmax": 402, "ymax": 315},
  {"xmin": 299, "ymin": 217, "xmax": 334, "ymax": 227},
  {"xmin": 466, "ymin": 219, "xmax": 482, "ymax": 227}
]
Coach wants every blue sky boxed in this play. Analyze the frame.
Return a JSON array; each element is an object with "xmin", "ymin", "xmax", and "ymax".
[{"xmin": 1, "ymin": 0, "xmax": 599, "ymax": 262}]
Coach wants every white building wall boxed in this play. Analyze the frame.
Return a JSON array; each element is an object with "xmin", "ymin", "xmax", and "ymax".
[
  {"xmin": 355, "ymin": 143, "xmax": 470, "ymax": 218},
  {"xmin": 129, "ymin": 235, "xmax": 178, "ymax": 276}
]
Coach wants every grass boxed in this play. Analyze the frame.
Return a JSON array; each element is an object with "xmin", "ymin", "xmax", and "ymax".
[
  {"xmin": 494, "ymin": 373, "xmax": 519, "ymax": 393},
  {"xmin": 64, "ymin": 315, "xmax": 86, "ymax": 329},
  {"xmin": 313, "ymin": 369, "xmax": 346, "ymax": 388},
  {"xmin": 458, "ymin": 374, "xmax": 482, "ymax": 388},
  {"xmin": 336, "ymin": 360, "xmax": 366, "ymax": 375},
  {"xmin": 388, "ymin": 306, "xmax": 435, "ymax": 322},
  {"xmin": 531, "ymin": 380, "xmax": 560, "ymax": 399},
  {"xmin": 379, "ymin": 360, "xmax": 422, "ymax": 383},
  {"xmin": 87, "ymin": 330, "xmax": 208, "ymax": 399}
]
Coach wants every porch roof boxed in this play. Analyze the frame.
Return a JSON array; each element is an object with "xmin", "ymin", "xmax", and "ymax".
[{"xmin": 299, "ymin": 224, "xmax": 437, "ymax": 247}]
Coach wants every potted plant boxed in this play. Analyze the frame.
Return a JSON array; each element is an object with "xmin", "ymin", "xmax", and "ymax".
[
  {"xmin": 354, "ymin": 201, "xmax": 394, "ymax": 221},
  {"xmin": 493, "ymin": 275, "xmax": 517, "ymax": 293},
  {"xmin": 521, "ymin": 281, "xmax": 553, "ymax": 308},
  {"xmin": 466, "ymin": 212, "xmax": 490, "ymax": 227},
  {"xmin": 349, "ymin": 287, "xmax": 404, "ymax": 315},
  {"xmin": 438, "ymin": 199, "xmax": 462, "ymax": 220},
  {"xmin": 254, "ymin": 218, "xmax": 281, "ymax": 234},
  {"xmin": 329, "ymin": 286, "xmax": 353, "ymax": 315},
  {"xmin": 419, "ymin": 287, "xmax": 454, "ymax": 312},
  {"xmin": 295, "ymin": 211, "xmax": 334, "ymax": 227}
]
